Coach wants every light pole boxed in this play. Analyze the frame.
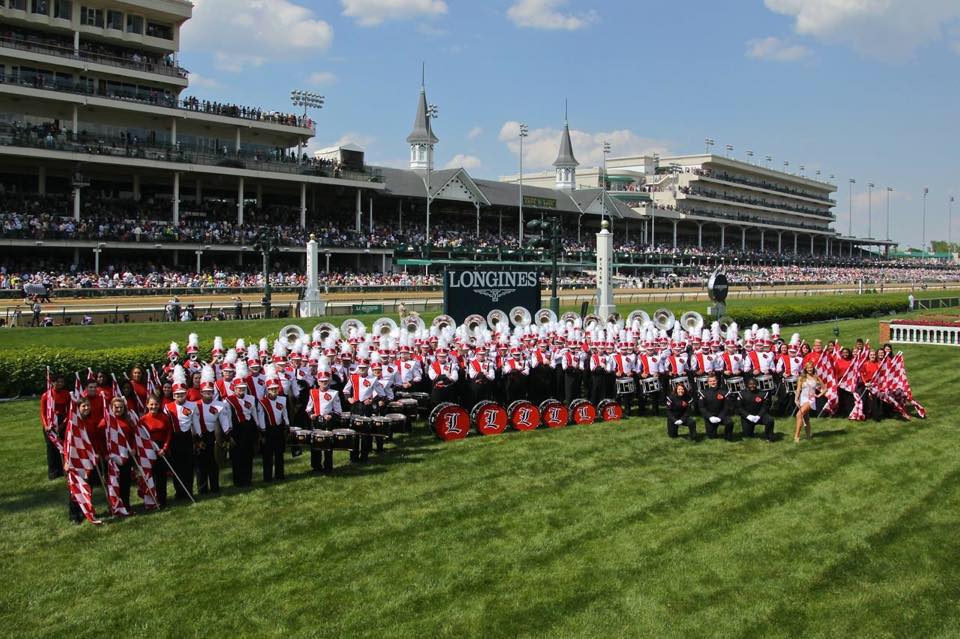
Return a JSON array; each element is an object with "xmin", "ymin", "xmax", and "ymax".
[
  {"xmin": 518, "ymin": 123, "xmax": 528, "ymax": 245},
  {"xmin": 424, "ymin": 102, "xmax": 438, "ymax": 251},
  {"xmin": 746, "ymin": 150, "xmax": 754, "ymax": 164},
  {"xmin": 848, "ymin": 178, "xmax": 856, "ymax": 237},
  {"xmin": 93, "ymin": 242, "xmax": 105, "ymax": 276},
  {"xmin": 885, "ymin": 187, "xmax": 893, "ymax": 241},
  {"xmin": 601, "ymin": 140, "xmax": 611, "ymax": 219},
  {"xmin": 799, "ymin": 165, "xmax": 806, "ymax": 177},
  {"xmin": 922, "ymin": 187, "xmax": 928, "ymax": 251},
  {"xmin": 289, "ymin": 90, "xmax": 324, "ymax": 164},
  {"xmin": 950, "ymin": 195, "xmax": 955, "ymax": 247},
  {"xmin": 725, "ymin": 144, "xmax": 734, "ymax": 158},
  {"xmin": 867, "ymin": 182, "xmax": 874, "ymax": 237},
  {"xmin": 704, "ymin": 138, "xmax": 714, "ymax": 155},
  {"xmin": 765, "ymin": 155, "xmax": 773, "ymax": 168}
]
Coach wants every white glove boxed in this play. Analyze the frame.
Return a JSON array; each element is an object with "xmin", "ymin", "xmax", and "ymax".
[
  {"xmin": 709, "ymin": 416, "xmax": 721, "ymax": 424},
  {"xmin": 748, "ymin": 415, "xmax": 760, "ymax": 423},
  {"xmin": 674, "ymin": 420, "xmax": 683, "ymax": 426}
]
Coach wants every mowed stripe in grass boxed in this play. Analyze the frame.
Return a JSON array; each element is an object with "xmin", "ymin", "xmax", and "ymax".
[{"xmin": 0, "ymin": 318, "xmax": 957, "ymax": 638}]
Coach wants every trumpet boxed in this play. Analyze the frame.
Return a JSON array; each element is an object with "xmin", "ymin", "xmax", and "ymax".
[{"xmin": 653, "ymin": 308, "xmax": 675, "ymax": 331}]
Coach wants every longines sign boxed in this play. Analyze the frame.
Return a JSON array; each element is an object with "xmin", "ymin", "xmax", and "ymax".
[{"xmin": 443, "ymin": 268, "xmax": 541, "ymax": 323}]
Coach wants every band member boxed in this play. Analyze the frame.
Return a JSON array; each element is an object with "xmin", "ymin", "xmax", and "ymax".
[
  {"xmin": 139, "ymin": 395, "xmax": 173, "ymax": 507},
  {"xmin": 223, "ymin": 362, "xmax": 261, "ymax": 487},
  {"xmin": 259, "ymin": 366, "xmax": 290, "ymax": 482},
  {"xmin": 306, "ymin": 360, "xmax": 340, "ymax": 473},
  {"xmin": 40, "ymin": 373, "xmax": 70, "ymax": 479},
  {"xmin": 774, "ymin": 338, "xmax": 804, "ymax": 415},
  {"xmin": 165, "ymin": 366, "xmax": 200, "ymax": 500},
  {"xmin": 611, "ymin": 340, "xmax": 636, "ymax": 416},
  {"xmin": 503, "ymin": 345, "xmax": 530, "ymax": 404},
  {"xmin": 102, "ymin": 396, "xmax": 137, "ymax": 512},
  {"xmin": 370, "ymin": 358, "xmax": 394, "ymax": 414},
  {"xmin": 560, "ymin": 338, "xmax": 584, "ymax": 405},
  {"xmin": 82, "ymin": 378, "xmax": 106, "ymax": 430},
  {"xmin": 396, "ymin": 344, "xmax": 423, "ymax": 391},
  {"xmin": 428, "ymin": 346, "xmax": 459, "ymax": 407},
  {"xmin": 66, "ymin": 397, "xmax": 103, "ymax": 523},
  {"xmin": 795, "ymin": 360, "xmax": 825, "ymax": 442},
  {"xmin": 184, "ymin": 333, "xmax": 202, "ymax": 375},
  {"xmin": 636, "ymin": 339, "xmax": 661, "ymax": 415},
  {"xmin": 834, "ymin": 347, "xmax": 855, "ymax": 418},
  {"xmin": 858, "ymin": 349, "xmax": 884, "ymax": 422},
  {"xmin": 588, "ymin": 342, "xmax": 610, "ymax": 406},
  {"xmin": 467, "ymin": 348, "xmax": 496, "ymax": 407},
  {"xmin": 698, "ymin": 374, "xmax": 735, "ymax": 440},
  {"xmin": 214, "ymin": 350, "xmax": 237, "ymax": 400},
  {"xmin": 344, "ymin": 356, "xmax": 383, "ymax": 417},
  {"xmin": 665, "ymin": 381, "xmax": 697, "ymax": 439},
  {"xmin": 129, "ymin": 366, "xmax": 149, "ymax": 409},
  {"xmin": 736, "ymin": 377, "xmax": 776, "ymax": 441},
  {"xmin": 196, "ymin": 365, "xmax": 229, "ymax": 495},
  {"xmin": 186, "ymin": 370, "xmax": 203, "ymax": 402},
  {"xmin": 528, "ymin": 339, "xmax": 554, "ymax": 404}
]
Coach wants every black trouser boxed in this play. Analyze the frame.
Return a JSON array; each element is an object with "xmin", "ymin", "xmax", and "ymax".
[
  {"xmin": 117, "ymin": 459, "xmax": 133, "ymax": 510},
  {"xmin": 505, "ymin": 373, "xmax": 527, "ymax": 405},
  {"xmin": 469, "ymin": 381, "xmax": 491, "ymax": 409},
  {"xmin": 231, "ymin": 420, "xmax": 256, "ymax": 487},
  {"xmin": 554, "ymin": 367, "xmax": 564, "ymax": 401},
  {"xmin": 431, "ymin": 384, "xmax": 455, "ymax": 408},
  {"xmin": 350, "ymin": 401, "xmax": 374, "ymax": 461},
  {"xmin": 638, "ymin": 377, "xmax": 660, "ymax": 415},
  {"xmin": 837, "ymin": 388, "xmax": 854, "ymax": 418},
  {"xmin": 44, "ymin": 427, "xmax": 64, "ymax": 479},
  {"xmin": 150, "ymin": 455, "xmax": 169, "ymax": 507},
  {"xmin": 529, "ymin": 368, "xmax": 552, "ymax": 404},
  {"xmin": 667, "ymin": 415, "xmax": 697, "ymax": 438},
  {"xmin": 262, "ymin": 425, "xmax": 286, "ymax": 481},
  {"xmin": 563, "ymin": 370, "xmax": 581, "ymax": 405},
  {"xmin": 741, "ymin": 414, "xmax": 775, "ymax": 440},
  {"xmin": 704, "ymin": 415, "xmax": 735, "ymax": 440},
  {"xmin": 864, "ymin": 392, "xmax": 884, "ymax": 422},
  {"xmin": 311, "ymin": 414, "xmax": 337, "ymax": 473},
  {"xmin": 170, "ymin": 429, "xmax": 195, "ymax": 498},
  {"xmin": 196, "ymin": 431, "xmax": 219, "ymax": 494},
  {"xmin": 589, "ymin": 371, "xmax": 606, "ymax": 406}
]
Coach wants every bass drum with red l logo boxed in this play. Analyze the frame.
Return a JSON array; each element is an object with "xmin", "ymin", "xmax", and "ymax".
[
  {"xmin": 507, "ymin": 399, "xmax": 541, "ymax": 431},
  {"xmin": 538, "ymin": 399, "xmax": 569, "ymax": 428},
  {"xmin": 598, "ymin": 398, "xmax": 624, "ymax": 422},
  {"xmin": 569, "ymin": 398, "xmax": 597, "ymax": 425},
  {"xmin": 430, "ymin": 402, "xmax": 470, "ymax": 441},
  {"xmin": 470, "ymin": 400, "xmax": 508, "ymax": 436}
]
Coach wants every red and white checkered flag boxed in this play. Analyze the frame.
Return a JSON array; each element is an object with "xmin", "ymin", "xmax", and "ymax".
[
  {"xmin": 814, "ymin": 347, "xmax": 839, "ymax": 415},
  {"xmin": 104, "ymin": 412, "xmax": 131, "ymax": 517},
  {"xmin": 63, "ymin": 407, "xmax": 101, "ymax": 525},
  {"xmin": 43, "ymin": 367, "xmax": 63, "ymax": 454},
  {"xmin": 880, "ymin": 353, "xmax": 927, "ymax": 419},
  {"xmin": 133, "ymin": 423, "xmax": 159, "ymax": 510},
  {"xmin": 844, "ymin": 348, "xmax": 870, "ymax": 421}
]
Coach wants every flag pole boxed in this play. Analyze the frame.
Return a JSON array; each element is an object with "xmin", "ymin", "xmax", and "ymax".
[{"xmin": 147, "ymin": 438, "xmax": 196, "ymax": 505}]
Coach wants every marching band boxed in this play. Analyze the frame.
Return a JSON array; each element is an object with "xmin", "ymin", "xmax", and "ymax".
[{"xmin": 39, "ymin": 310, "xmax": 923, "ymax": 524}]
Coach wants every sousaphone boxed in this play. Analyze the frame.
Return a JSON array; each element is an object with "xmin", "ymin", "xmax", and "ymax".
[
  {"xmin": 463, "ymin": 314, "xmax": 487, "ymax": 332},
  {"xmin": 432, "ymin": 314, "xmax": 457, "ymax": 332},
  {"xmin": 403, "ymin": 312, "xmax": 426, "ymax": 335},
  {"xmin": 534, "ymin": 308, "xmax": 557, "ymax": 326},
  {"xmin": 653, "ymin": 308, "xmax": 676, "ymax": 331},
  {"xmin": 340, "ymin": 318, "xmax": 366, "ymax": 337},
  {"xmin": 680, "ymin": 311, "xmax": 704, "ymax": 334},
  {"xmin": 372, "ymin": 317, "xmax": 398, "ymax": 337},
  {"xmin": 583, "ymin": 313, "xmax": 602, "ymax": 331},
  {"xmin": 486, "ymin": 309, "xmax": 509, "ymax": 331},
  {"xmin": 627, "ymin": 309, "xmax": 651, "ymax": 327},
  {"xmin": 277, "ymin": 324, "xmax": 306, "ymax": 349},
  {"xmin": 312, "ymin": 322, "xmax": 337, "ymax": 342},
  {"xmin": 509, "ymin": 306, "xmax": 532, "ymax": 328},
  {"xmin": 560, "ymin": 311, "xmax": 580, "ymax": 325}
]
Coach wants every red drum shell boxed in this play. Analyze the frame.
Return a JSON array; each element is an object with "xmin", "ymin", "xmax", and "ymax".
[
  {"xmin": 538, "ymin": 399, "xmax": 569, "ymax": 428},
  {"xmin": 598, "ymin": 399, "xmax": 624, "ymax": 422},
  {"xmin": 470, "ymin": 400, "xmax": 508, "ymax": 436},
  {"xmin": 430, "ymin": 402, "xmax": 470, "ymax": 441},
  {"xmin": 569, "ymin": 399, "xmax": 597, "ymax": 425},
  {"xmin": 507, "ymin": 399, "xmax": 541, "ymax": 431}
]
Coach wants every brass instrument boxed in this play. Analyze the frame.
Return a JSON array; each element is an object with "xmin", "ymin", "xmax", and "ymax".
[
  {"xmin": 679, "ymin": 311, "xmax": 704, "ymax": 334},
  {"xmin": 312, "ymin": 322, "xmax": 337, "ymax": 342},
  {"xmin": 464, "ymin": 314, "xmax": 487, "ymax": 332},
  {"xmin": 652, "ymin": 308, "xmax": 676, "ymax": 331},
  {"xmin": 534, "ymin": 308, "xmax": 557, "ymax": 326},
  {"xmin": 278, "ymin": 324, "xmax": 306, "ymax": 349},
  {"xmin": 627, "ymin": 309, "xmax": 651, "ymax": 327},
  {"xmin": 718, "ymin": 315, "xmax": 735, "ymax": 334},
  {"xmin": 403, "ymin": 312, "xmax": 426, "ymax": 335},
  {"xmin": 509, "ymin": 307, "xmax": 532, "ymax": 328},
  {"xmin": 372, "ymin": 317, "xmax": 398, "ymax": 337},
  {"xmin": 432, "ymin": 314, "xmax": 457, "ymax": 331},
  {"xmin": 486, "ymin": 309, "xmax": 509, "ymax": 331},
  {"xmin": 583, "ymin": 313, "xmax": 602, "ymax": 331},
  {"xmin": 340, "ymin": 318, "xmax": 366, "ymax": 337},
  {"xmin": 560, "ymin": 311, "xmax": 580, "ymax": 325}
]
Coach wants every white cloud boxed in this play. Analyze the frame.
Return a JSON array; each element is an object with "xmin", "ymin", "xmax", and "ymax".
[
  {"xmin": 466, "ymin": 126, "xmax": 483, "ymax": 141},
  {"xmin": 183, "ymin": 0, "xmax": 334, "ymax": 72},
  {"xmin": 341, "ymin": 0, "xmax": 447, "ymax": 27},
  {"xmin": 444, "ymin": 154, "xmax": 483, "ymax": 170},
  {"xmin": 746, "ymin": 36, "xmax": 810, "ymax": 61},
  {"xmin": 506, "ymin": 0, "xmax": 598, "ymax": 31},
  {"xmin": 764, "ymin": 0, "xmax": 960, "ymax": 59},
  {"xmin": 307, "ymin": 71, "xmax": 337, "ymax": 86},
  {"xmin": 187, "ymin": 72, "xmax": 222, "ymax": 90},
  {"xmin": 499, "ymin": 121, "xmax": 669, "ymax": 171}
]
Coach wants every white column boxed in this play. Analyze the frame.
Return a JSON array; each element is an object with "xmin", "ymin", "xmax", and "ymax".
[
  {"xmin": 475, "ymin": 201, "xmax": 481, "ymax": 238},
  {"xmin": 697, "ymin": 223, "xmax": 703, "ymax": 248},
  {"xmin": 778, "ymin": 231, "xmax": 783, "ymax": 252},
  {"xmin": 172, "ymin": 172, "xmax": 180, "ymax": 224},
  {"xmin": 596, "ymin": 220, "xmax": 616, "ymax": 318},
  {"xmin": 235, "ymin": 127, "xmax": 241, "ymax": 153},
  {"xmin": 73, "ymin": 30, "xmax": 79, "ymax": 54},
  {"xmin": 720, "ymin": 225, "xmax": 725, "ymax": 248},
  {"xmin": 38, "ymin": 167, "xmax": 46, "ymax": 195},
  {"xmin": 195, "ymin": 250, "xmax": 202, "ymax": 273},
  {"xmin": 73, "ymin": 186, "xmax": 80, "ymax": 221},
  {"xmin": 794, "ymin": 233, "xmax": 798, "ymax": 254},
  {"xmin": 72, "ymin": 105, "xmax": 78, "ymax": 134},
  {"xmin": 300, "ymin": 183, "xmax": 307, "ymax": 229},
  {"xmin": 171, "ymin": 118, "xmax": 177, "ymax": 145},
  {"xmin": 810, "ymin": 235, "xmax": 815, "ymax": 255},
  {"xmin": 237, "ymin": 177, "xmax": 244, "ymax": 225},
  {"xmin": 368, "ymin": 197, "xmax": 373, "ymax": 233},
  {"xmin": 671, "ymin": 220, "xmax": 678, "ymax": 248},
  {"xmin": 355, "ymin": 189, "xmax": 362, "ymax": 232},
  {"xmin": 300, "ymin": 234, "xmax": 324, "ymax": 317},
  {"xmin": 132, "ymin": 174, "xmax": 140, "ymax": 201},
  {"xmin": 650, "ymin": 213, "xmax": 655, "ymax": 246},
  {"xmin": 760, "ymin": 229, "xmax": 765, "ymax": 251},
  {"xmin": 741, "ymin": 227, "xmax": 746, "ymax": 251}
]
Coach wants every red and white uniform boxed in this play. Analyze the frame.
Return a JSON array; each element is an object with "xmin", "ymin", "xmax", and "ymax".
[
  {"xmin": 528, "ymin": 349, "xmax": 552, "ymax": 370},
  {"xmin": 588, "ymin": 352, "xmax": 611, "ymax": 373},
  {"xmin": 775, "ymin": 353, "xmax": 803, "ymax": 377},
  {"xmin": 468, "ymin": 359, "xmax": 496, "ymax": 382},
  {"xmin": 214, "ymin": 377, "xmax": 235, "ymax": 400},
  {"xmin": 224, "ymin": 394, "xmax": 262, "ymax": 433},
  {"xmin": 196, "ymin": 399, "xmax": 230, "ymax": 435},
  {"xmin": 248, "ymin": 373, "xmax": 267, "ymax": 401},
  {"xmin": 721, "ymin": 352, "xmax": 745, "ymax": 375},
  {"xmin": 397, "ymin": 359, "xmax": 423, "ymax": 385},
  {"xmin": 344, "ymin": 373, "xmax": 384, "ymax": 403},
  {"xmin": 747, "ymin": 350, "xmax": 775, "ymax": 375},
  {"xmin": 428, "ymin": 359, "xmax": 459, "ymax": 387},
  {"xmin": 661, "ymin": 353, "xmax": 689, "ymax": 376},
  {"xmin": 692, "ymin": 350, "xmax": 716, "ymax": 375},
  {"xmin": 611, "ymin": 352, "xmax": 635, "ymax": 377},
  {"xmin": 635, "ymin": 353, "xmax": 660, "ymax": 377},
  {"xmin": 502, "ymin": 356, "xmax": 530, "ymax": 375},
  {"xmin": 259, "ymin": 394, "xmax": 290, "ymax": 429},
  {"xmin": 306, "ymin": 388, "xmax": 342, "ymax": 418},
  {"xmin": 165, "ymin": 400, "xmax": 201, "ymax": 436}
]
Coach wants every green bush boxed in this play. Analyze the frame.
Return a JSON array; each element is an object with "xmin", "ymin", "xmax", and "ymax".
[{"xmin": 0, "ymin": 345, "xmax": 165, "ymax": 398}]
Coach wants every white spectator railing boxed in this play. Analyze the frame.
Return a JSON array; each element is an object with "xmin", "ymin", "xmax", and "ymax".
[{"xmin": 889, "ymin": 323, "xmax": 960, "ymax": 346}]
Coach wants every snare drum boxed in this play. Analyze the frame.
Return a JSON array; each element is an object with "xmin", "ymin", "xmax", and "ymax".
[
  {"xmin": 371, "ymin": 416, "xmax": 391, "ymax": 452},
  {"xmin": 470, "ymin": 400, "xmax": 508, "ymax": 436},
  {"xmin": 538, "ymin": 399, "xmax": 568, "ymax": 429},
  {"xmin": 641, "ymin": 376, "xmax": 662, "ymax": 395},
  {"xmin": 726, "ymin": 376, "xmax": 746, "ymax": 393},
  {"xmin": 412, "ymin": 392, "xmax": 431, "ymax": 416},
  {"xmin": 783, "ymin": 376, "xmax": 799, "ymax": 394},
  {"xmin": 310, "ymin": 429, "xmax": 333, "ymax": 450},
  {"xmin": 670, "ymin": 376, "xmax": 691, "ymax": 393},
  {"xmin": 430, "ymin": 402, "xmax": 470, "ymax": 441},
  {"xmin": 507, "ymin": 399, "xmax": 540, "ymax": 431},
  {"xmin": 569, "ymin": 398, "xmax": 597, "ymax": 425},
  {"xmin": 755, "ymin": 374, "xmax": 775, "ymax": 392},
  {"xmin": 399, "ymin": 398, "xmax": 420, "ymax": 422},
  {"xmin": 615, "ymin": 376, "xmax": 636, "ymax": 396},
  {"xmin": 384, "ymin": 413, "xmax": 408, "ymax": 436},
  {"xmin": 350, "ymin": 416, "xmax": 373, "ymax": 461},
  {"xmin": 695, "ymin": 375, "xmax": 712, "ymax": 393},
  {"xmin": 598, "ymin": 398, "xmax": 624, "ymax": 422},
  {"xmin": 331, "ymin": 428, "xmax": 358, "ymax": 451},
  {"xmin": 292, "ymin": 428, "xmax": 312, "ymax": 445}
]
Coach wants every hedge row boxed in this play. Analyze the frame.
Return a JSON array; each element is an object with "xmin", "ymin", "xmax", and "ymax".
[{"xmin": 2, "ymin": 296, "xmax": 910, "ymax": 398}]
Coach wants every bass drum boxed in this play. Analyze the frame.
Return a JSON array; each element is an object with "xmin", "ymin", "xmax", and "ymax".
[
  {"xmin": 470, "ymin": 400, "xmax": 508, "ymax": 436},
  {"xmin": 507, "ymin": 399, "xmax": 540, "ymax": 431},
  {"xmin": 430, "ymin": 402, "xmax": 470, "ymax": 441},
  {"xmin": 538, "ymin": 399, "xmax": 568, "ymax": 429},
  {"xmin": 569, "ymin": 398, "xmax": 597, "ymax": 425},
  {"xmin": 597, "ymin": 399, "xmax": 624, "ymax": 422}
]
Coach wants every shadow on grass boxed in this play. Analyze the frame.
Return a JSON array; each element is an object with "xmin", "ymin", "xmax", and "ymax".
[{"xmin": 812, "ymin": 429, "xmax": 849, "ymax": 439}]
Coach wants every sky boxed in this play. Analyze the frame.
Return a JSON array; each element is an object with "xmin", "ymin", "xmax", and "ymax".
[{"xmin": 178, "ymin": 0, "xmax": 960, "ymax": 249}]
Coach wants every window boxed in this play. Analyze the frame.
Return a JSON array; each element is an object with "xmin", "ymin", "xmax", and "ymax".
[
  {"xmin": 80, "ymin": 6, "xmax": 102, "ymax": 27},
  {"xmin": 146, "ymin": 21, "xmax": 172, "ymax": 40},
  {"xmin": 126, "ymin": 14, "xmax": 142, "ymax": 34},
  {"xmin": 53, "ymin": 0, "xmax": 71, "ymax": 19},
  {"xmin": 9, "ymin": 0, "xmax": 27, "ymax": 10},
  {"xmin": 106, "ymin": 9, "xmax": 121, "ymax": 30},
  {"xmin": 31, "ymin": 0, "xmax": 48, "ymax": 15}
]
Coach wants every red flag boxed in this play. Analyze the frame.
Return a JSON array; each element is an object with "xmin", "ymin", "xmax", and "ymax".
[
  {"xmin": 63, "ymin": 407, "xmax": 101, "ymax": 525},
  {"xmin": 103, "ymin": 412, "xmax": 131, "ymax": 517},
  {"xmin": 133, "ymin": 423, "xmax": 159, "ymax": 510}
]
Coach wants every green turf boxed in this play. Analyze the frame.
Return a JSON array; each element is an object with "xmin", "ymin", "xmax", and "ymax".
[
  {"xmin": 0, "ymin": 316, "xmax": 957, "ymax": 638},
  {"xmin": 0, "ymin": 290, "xmax": 948, "ymax": 351}
]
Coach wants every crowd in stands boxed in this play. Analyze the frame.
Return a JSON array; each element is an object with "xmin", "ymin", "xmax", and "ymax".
[{"xmin": 679, "ymin": 185, "xmax": 831, "ymax": 218}]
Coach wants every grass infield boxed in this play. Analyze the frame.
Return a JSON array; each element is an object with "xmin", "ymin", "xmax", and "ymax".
[{"xmin": 0, "ymin": 316, "xmax": 958, "ymax": 638}]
